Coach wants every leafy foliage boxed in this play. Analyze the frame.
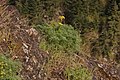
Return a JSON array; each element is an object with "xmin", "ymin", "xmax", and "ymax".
[
  {"xmin": 8, "ymin": 0, "xmax": 64, "ymax": 25},
  {"xmin": 64, "ymin": 0, "xmax": 120, "ymax": 59},
  {"xmin": 92, "ymin": 1, "xmax": 120, "ymax": 58},
  {"xmin": 65, "ymin": 66, "xmax": 92, "ymax": 80},
  {"xmin": 64, "ymin": 0, "xmax": 104, "ymax": 32},
  {"xmin": 0, "ymin": 54, "xmax": 22, "ymax": 80},
  {"xmin": 36, "ymin": 23, "xmax": 81, "ymax": 53}
]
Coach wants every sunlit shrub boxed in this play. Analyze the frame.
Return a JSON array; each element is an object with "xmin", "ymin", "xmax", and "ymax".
[{"xmin": 36, "ymin": 23, "xmax": 81, "ymax": 53}]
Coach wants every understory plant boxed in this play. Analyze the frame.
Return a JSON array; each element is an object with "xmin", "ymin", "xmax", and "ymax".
[
  {"xmin": 0, "ymin": 54, "xmax": 22, "ymax": 80},
  {"xmin": 65, "ymin": 66, "xmax": 92, "ymax": 80}
]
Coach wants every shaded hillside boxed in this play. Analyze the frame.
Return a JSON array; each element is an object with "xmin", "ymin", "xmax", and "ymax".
[{"xmin": 0, "ymin": 0, "xmax": 120, "ymax": 80}]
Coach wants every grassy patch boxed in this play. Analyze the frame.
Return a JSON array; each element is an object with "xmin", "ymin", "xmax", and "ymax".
[
  {"xmin": 0, "ymin": 54, "xmax": 22, "ymax": 80},
  {"xmin": 65, "ymin": 66, "xmax": 92, "ymax": 80}
]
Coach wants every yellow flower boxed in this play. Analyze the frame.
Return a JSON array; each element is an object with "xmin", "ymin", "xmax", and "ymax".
[
  {"xmin": 58, "ymin": 22, "xmax": 63, "ymax": 25},
  {"xmin": 58, "ymin": 16, "xmax": 65, "ymax": 22},
  {"xmin": 59, "ymin": 16, "xmax": 65, "ymax": 19}
]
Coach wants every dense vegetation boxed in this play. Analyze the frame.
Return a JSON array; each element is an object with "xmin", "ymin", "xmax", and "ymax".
[
  {"xmin": 37, "ymin": 23, "xmax": 81, "ymax": 53},
  {"xmin": 8, "ymin": 0, "xmax": 120, "ymax": 59},
  {"xmin": 0, "ymin": 0, "xmax": 120, "ymax": 80}
]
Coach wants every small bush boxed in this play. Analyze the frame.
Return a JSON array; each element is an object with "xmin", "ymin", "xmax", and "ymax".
[
  {"xmin": 65, "ymin": 66, "xmax": 92, "ymax": 80},
  {"xmin": 36, "ymin": 23, "xmax": 81, "ymax": 53},
  {"xmin": 0, "ymin": 54, "xmax": 22, "ymax": 80}
]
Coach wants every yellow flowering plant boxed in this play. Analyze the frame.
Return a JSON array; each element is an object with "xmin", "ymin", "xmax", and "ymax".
[
  {"xmin": 58, "ymin": 16, "xmax": 65, "ymax": 22},
  {"xmin": 36, "ymin": 23, "xmax": 81, "ymax": 53}
]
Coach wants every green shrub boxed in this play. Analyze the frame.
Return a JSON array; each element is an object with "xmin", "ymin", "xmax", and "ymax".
[
  {"xmin": 0, "ymin": 54, "xmax": 22, "ymax": 80},
  {"xmin": 36, "ymin": 23, "xmax": 81, "ymax": 53},
  {"xmin": 65, "ymin": 66, "xmax": 92, "ymax": 80}
]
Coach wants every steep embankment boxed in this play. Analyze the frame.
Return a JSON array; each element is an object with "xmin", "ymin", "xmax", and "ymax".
[
  {"xmin": 0, "ymin": 0, "xmax": 48, "ymax": 80},
  {"xmin": 0, "ymin": 0, "xmax": 120, "ymax": 80}
]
